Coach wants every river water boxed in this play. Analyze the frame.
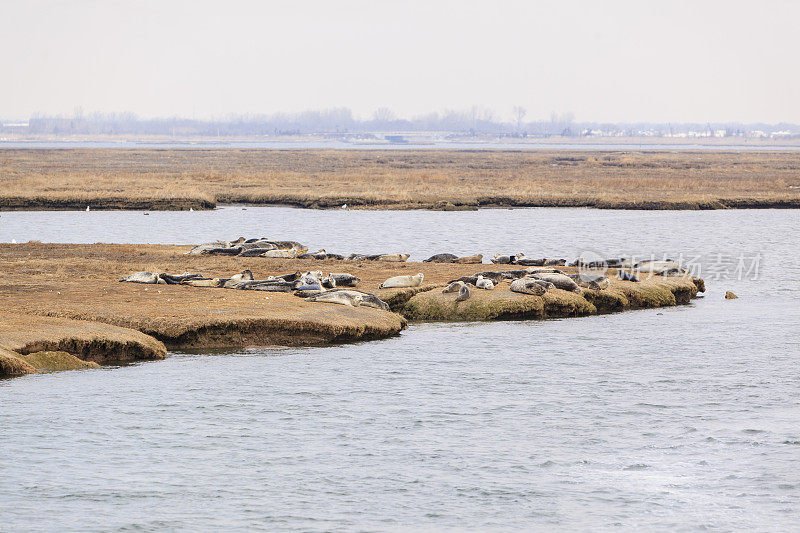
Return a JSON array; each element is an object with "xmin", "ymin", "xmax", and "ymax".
[{"xmin": 1, "ymin": 207, "xmax": 799, "ymax": 531}]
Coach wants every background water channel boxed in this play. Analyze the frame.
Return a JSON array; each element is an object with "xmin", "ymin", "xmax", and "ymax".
[{"xmin": 1, "ymin": 206, "xmax": 799, "ymax": 531}]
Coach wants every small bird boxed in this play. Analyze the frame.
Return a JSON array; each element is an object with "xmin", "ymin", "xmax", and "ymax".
[
  {"xmin": 189, "ymin": 207, "xmax": 194, "ymax": 212},
  {"xmin": 11, "ymin": 239, "xmax": 17, "ymax": 244},
  {"xmin": 341, "ymin": 204, "xmax": 347, "ymax": 209},
  {"xmin": 86, "ymin": 206, "xmax": 90, "ymax": 211}
]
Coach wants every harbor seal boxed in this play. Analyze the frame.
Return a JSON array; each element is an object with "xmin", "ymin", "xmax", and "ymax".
[
  {"xmin": 306, "ymin": 291, "xmax": 363, "ymax": 307},
  {"xmin": 158, "ymin": 272, "xmax": 206, "ymax": 284},
  {"xmin": 475, "ymin": 275, "xmax": 494, "ymax": 290},
  {"xmin": 454, "ymin": 254, "xmax": 483, "ymax": 264},
  {"xmin": 261, "ymin": 249, "xmax": 300, "ymax": 259},
  {"xmin": 379, "ymin": 273, "xmax": 424, "ymax": 289},
  {"xmin": 455, "ymin": 283, "xmax": 471, "ymax": 302},
  {"xmin": 442, "ymin": 281, "xmax": 466, "ymax": 293},
  {"xmin": 635, "ymin": 260, "xmax": 682, "ymax": 273},
  {"xmin": 329, "ymin": 290, "xmax": 391, "ymax": 311},
  {"xmin": 492, "ymin": 253, "xmax": 525, "ymax": 264},
  {"xmin": 182, "ymin": 278, "xmax": 224, "ymax": 287},
  {"xmin": 515, "ymin": 258, "xmax": 547, "ymax": 266},
  {"xmin": 423, "ymin": 253, "xmax": 458, "ymax": 263},
  {"xmin": 119, "ymin": 271, "xmax": 162, "ymax": 284},
  {"xmin": 531, "ymin": 273, "xmax": 581, "ymax": 292},
  {"xmin": 376, "ymin": 253, "xmax": 410, "ymax": 262},
  {"xmin": 509, "ymin": 278, "xmax": 546, "ymax": 296},
  {"xmin": 618, "ymin": 270, "xmax": 640, "ymax": 282},
  {"xmin": 329, "ymin": 273, "xmax": 360, "ymax": 287},
  {"xmin": 569, "ymin": 272, "xmax": 610, "ymax": 290},
  {"xmin": 223, "ymin": 270, "xmax": 254, "ymax": 288}
]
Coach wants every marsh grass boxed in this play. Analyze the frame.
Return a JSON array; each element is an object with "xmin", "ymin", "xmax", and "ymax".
[{"xmin": 1, "ymin": 149, "xmax": 799, "ymax": 210}]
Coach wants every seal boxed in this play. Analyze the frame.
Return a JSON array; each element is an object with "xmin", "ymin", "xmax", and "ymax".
[
  {"xmin": 543, "ymin": 258, "xmax": 567, "ymax": 266},
  {"xmin": 379, "ymin": 273, "xmax": 424, "ymax": 289},
  {"xmin": 442, "ymin": 281, "xmax": 466, "ymax": 293},
  {"xmin": 491, "ymin": 253, "xmax": 525, "ymax": 264},
  {"xmin": 456, "ymin": 283, "xmax": 471, "ymax": 301},
  {"xmin": 182, "ymin": 277, "xmax": 224, "ymax": 287},
  {"xmin": 237, "ymin": 248, "xmax": 278, "ymax": 257},
  {"xmin": 329, "ymin": 273, "xmax": 360, "ymax": 287},
  {"xmin": 119, "ymin": 271, "xmax": 161, "ymax": 284},
  {"xmin": 330, "ymin": 290, "xmax": 390, "ymax": 311},
  {"xmin": 509, "ymin": 278, "xmax": 546, "ymax": 296},
  {"xmin": 531, "ymin": 273, "xmax": 581, "ymax": 292},
  {"xmin": 634, "ymin": 260, "xmax": 681, "ymax": 273},
  {"xmin": 376, "ymin": 253, "xmax": 410, "ymax": 262},
  {"xmin": 569, "ymin": 272, "xmax": 610, "ymax": 290},
  {"xmin": 158, "ymin": 272, "xmax": 206, "ymax": 285},
  {"xmin": 515, "ymin": 258, "xmax": 546, "ymax": 266},
  {"xmin": 261, "ymin": 249, "xmax": 300, "ymax": 259},
  {"xmin": 617, "ymin": 270, "xmax": 640, "ymax": 282},
  {"xmin": 306, "ymin": 291, "xmax": 364, "ymax": 307},
  {"xmin": 475, "ymin": 275, "xmax": 494, "ymax": 290},
  {"xmin": 423, "ymin": 253, "xmax": 458, "ymax": 263},
  {"xmin": 454, "ymin": 254, "xmax": 483, "ymax": 264},
  {"xmin": 222, "ymin": 269, "xmax": 254, "ymax": 288}
]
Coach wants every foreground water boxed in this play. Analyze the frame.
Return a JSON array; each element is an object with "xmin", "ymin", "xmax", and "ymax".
[{"xmin": 1, "ymin": 207, "xmax": 799, "ymax": 531}]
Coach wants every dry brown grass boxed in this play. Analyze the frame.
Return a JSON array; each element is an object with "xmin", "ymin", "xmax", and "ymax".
[{"xmin": 1, "ymin": 149, "xmax": 799, "ymax": 210}]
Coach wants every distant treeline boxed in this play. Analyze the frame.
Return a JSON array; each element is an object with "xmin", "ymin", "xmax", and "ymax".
[{"xmin": 6, "ymin": 108, "xmax": 800, "ymax": 137}]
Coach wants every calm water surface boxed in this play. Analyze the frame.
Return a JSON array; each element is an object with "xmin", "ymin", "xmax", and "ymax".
[{"xmin": 1, "ymin": 207, "xmax": 799, "ymax": 531}]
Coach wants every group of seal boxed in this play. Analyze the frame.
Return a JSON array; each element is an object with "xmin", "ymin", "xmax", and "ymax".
[
  {"xmin": 439, "ymin": 265, "xmax": 617, "ymax": 300},
  {"xmin": 188, "ymin": 237, "xmax": 412, "ymax": 263},
  {"xmin": 491, "ymin": 253, "xmax": 567, "ymax": 267},
  {"xmin": 120, "ymin": 268, "xmax": 388, "ymax": 310}
]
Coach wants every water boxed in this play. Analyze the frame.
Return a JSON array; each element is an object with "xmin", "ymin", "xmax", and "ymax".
[
  {"xmin": 2, "ymin": 139, "xmax": 799, "ymax": 151},
  {"xmin": 1, "ymin": 207, "xmax": 799, "ymax": 531}
]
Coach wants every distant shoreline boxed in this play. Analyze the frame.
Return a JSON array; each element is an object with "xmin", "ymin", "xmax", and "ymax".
[{"xmin": 1, "ymin": 148, "xmax": 798, "ymax": 211}]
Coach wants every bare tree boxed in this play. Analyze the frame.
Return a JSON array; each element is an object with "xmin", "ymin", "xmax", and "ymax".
[
  {"xmin": 512, "ymin": 105, "xmax": 526, "ymax": 132},
  {"xmin": 372, "ymin": 107, "xmax": 396, "ymax": 124}
]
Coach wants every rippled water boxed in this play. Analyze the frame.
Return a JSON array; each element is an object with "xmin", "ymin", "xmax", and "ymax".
[{"xmin": 1, "ymin": 207, "xmax": 799, "ymax": 531}]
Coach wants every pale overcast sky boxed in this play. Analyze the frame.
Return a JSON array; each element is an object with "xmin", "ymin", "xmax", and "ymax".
[{"xmin": 2, "ymin": 0, "xmax": 798, "ymax": 123}]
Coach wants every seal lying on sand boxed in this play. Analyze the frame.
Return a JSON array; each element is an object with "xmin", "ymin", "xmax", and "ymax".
[
  {"xmin": 119, "ymin": 271, "xmax": 163, "ymax": 284},
  {"xmin": 569, "ymin": 272, "xmax": 610, "ymax": 290},
  {"xmin": 531, "ymin": 273, "xmax": 581, "ymax": 292},
  {"xmin": 443, "ymin": 281, "xmax": 466, "ymax": 293},
  {"xmin": 379, "ymin": 273, "xmax": 424, "ymax": 289},
  {"xmin": 492, "ymin": 253, "xmax": 525, "ymax": 264},
  {"xmin": 306, "ymin": 291, "xmax": 363, "ymax": 307},
  {"xmin": 159, "ymin": 273, "xmax": 206, "ymax": 284},
  {"xmin": 475, "ymin": 275, "xmax": 494, "ymax": 290},
  {"xmin": 424, "ymin": 253, "xmax": 458, "ymax": 263},
  {"xmin": 329, "ymin": 273, "xmax": 360, "ymax": 287},
  {"xmin": 376, "ymin": 253, "xmax": 410, "ymax": 262},
  {"xmin": 334, "ymin": 290, "xmax": 390, "ymax": 311},
  {"xmin": 635, "ymin": 260, "xmax": 682, "ymax": 272},
  {"xmin": 454, "ymin": 254, "xmax": 483, "ymax": 264},
  {"xmin": 510, "ymin": 278, "xmax": 547, "ymax": 296},
  {"xmin": 223, "ymin": 270, "xmax": 254, "ymax": 288}
]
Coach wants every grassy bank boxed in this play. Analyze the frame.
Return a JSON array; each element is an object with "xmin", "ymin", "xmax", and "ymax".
[
  {"xmin": 0, "ymin": 242, "xmax": 703, "ymax": 362},
  {"xmin": 1, "ymin": 149, "xmax": 799, "ymax": 210}
]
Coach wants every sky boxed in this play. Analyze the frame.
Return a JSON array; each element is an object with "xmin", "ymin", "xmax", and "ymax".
[{"xmin": 1, "ymin": 0, "xmax": 799, "ymax": 123}]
